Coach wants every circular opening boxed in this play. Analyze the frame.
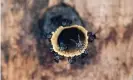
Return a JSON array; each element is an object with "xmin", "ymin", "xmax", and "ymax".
[
  {"xmin": 51, "ymin": 25, "xmax": 88, "ymax": 57},
  {"xmin": 57, "ymin": 27, "xmax": 85, "ymax": 52}
]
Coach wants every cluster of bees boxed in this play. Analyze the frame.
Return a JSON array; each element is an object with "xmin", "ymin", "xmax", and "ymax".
[
  {"xmin": 43, "ymin": 29, "xmax": 97, "ymax": 64},
  {"xmin": 40, "ymin": 3, "xmax": 97, "ymax": 64}
]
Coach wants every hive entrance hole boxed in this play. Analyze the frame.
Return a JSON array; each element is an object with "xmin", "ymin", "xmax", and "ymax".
[{"xmin": 57, "ymin": 27, "xmax": 85, "ymax": 52}]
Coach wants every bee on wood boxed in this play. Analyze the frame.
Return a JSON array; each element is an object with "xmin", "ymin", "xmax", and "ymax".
[
  {"xmin": 42, "ymin": 32, "xmax": 52, "ymax": 39},
  {"xmin": 53, "ymin": 52, "xmax": 64, "ymax": 63},
  {"xmin": 68, "ymin": 56, "xmax": 76, "ymax": 64},
  {"xmin": 51, "ymin": 15, "xmax": 72, "ymax": 27},
  {"xmin": 88, "ymin": 32, "xmax": 97, "ymax": 42},
  {"xmin": 80, "ymin": 50, "xmax": 88, "ymax": 58},
  {"xmin": 54, "ymin": 54, "xmax": 60, "ymax": 63}
]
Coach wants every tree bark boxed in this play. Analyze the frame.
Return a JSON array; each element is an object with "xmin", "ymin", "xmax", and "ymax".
[{"xmin": 1, "ymin": 0, "xmax": 133, "ymax": 80}]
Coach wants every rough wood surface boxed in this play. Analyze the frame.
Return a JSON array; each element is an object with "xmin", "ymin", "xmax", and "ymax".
[{"xmin": 1, "ymin": 0, "xmax": 133, "ymax": 80}]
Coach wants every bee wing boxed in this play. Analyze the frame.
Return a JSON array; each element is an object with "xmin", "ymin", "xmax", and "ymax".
[
  {"xmin": 78, "ymin": 34, "xmax": 80, "ymax": 41},
  {"xmin": 78, "ymin": 34, "xmax": 83, "ymax": 44},
  {"xmin": 70, "ymin": 39, "xmax": 77, "ymax": 44}
]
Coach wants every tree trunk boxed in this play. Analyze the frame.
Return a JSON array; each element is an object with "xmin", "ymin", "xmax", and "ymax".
[{"xmin": 1, "ymin": 0, "xmax": 133, "ymax": 80}]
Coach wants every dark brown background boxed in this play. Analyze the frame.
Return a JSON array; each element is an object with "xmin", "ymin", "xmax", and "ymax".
[{"xmin": 1, "ymin": 0, "xmax": 133, "ymax": 80}]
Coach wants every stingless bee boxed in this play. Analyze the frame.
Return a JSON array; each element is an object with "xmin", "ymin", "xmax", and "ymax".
[
  {"xmin": 88, "ymin": 32, "xmax": 97, "ymax": 42},
  {"xmin": 70, "ymin": 34, "xmax": 84, "ymax": 49},
  {"xmin": 68, "ymin": 56, "xmax": 76, "ymax": 64},
  {"xmin": 53, "ymin": 51, "xmax": 64, "ymax": 63},
  {"xmin": 59, "ymin": 42, "xmax": 68, "ymax": 51}
]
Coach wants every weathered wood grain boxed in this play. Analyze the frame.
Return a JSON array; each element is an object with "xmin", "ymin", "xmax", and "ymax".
[{"xmin": 1, "ymin": 0, "xmax": 133, "ymax": 80}]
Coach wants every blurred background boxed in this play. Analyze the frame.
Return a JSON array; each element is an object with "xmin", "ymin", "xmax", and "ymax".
[{"xmin": 1, "ymin": 0, "xmax": 133, "ymax": 80}]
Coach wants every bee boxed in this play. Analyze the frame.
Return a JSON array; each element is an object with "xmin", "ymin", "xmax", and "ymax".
[
  {"xmin": 68, "ymin": 56, "xmax": 76, "ymax": 64},
  {"xmin": 70, "ymin": 34, "xmax": 84, "ymax": 49},
  {"xmin": 61, "ymin": 18, "xmax": 72, "ymax": 26},
  {"xmin": 51, "ymin": 15, "xmax": 72, "ymax": 27},
  {"xmin": 59, "ymin": 42, "xmax": 68, "ymax": 51},
  {"xmin": 43, "ymin": 32, "xmax": 52, "ymax": 39},
  {"xmin": 80, "ymin": 50, "xmax": 88, "ymax": 58},
  {"xmin": 88, "ymin": 32, "xmax": 97, "ymax": 42},
  {"xmin": 53, "ymin": 52, "xmax": 64, "ymax": 63},
  {"xmin": 54, "ymin": 55, "xmax": 60, "ymax": 63}
]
